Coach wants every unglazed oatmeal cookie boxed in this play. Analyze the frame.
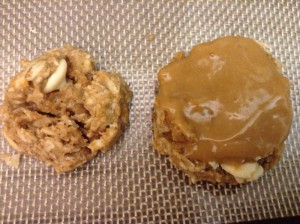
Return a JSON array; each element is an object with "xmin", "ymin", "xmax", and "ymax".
[
  {"xmin": 1, "ymin": 46, "xmax": 132, "ymax": 173},
  {"xmin": 153, "ymin": 36, "xmax": 292, "ymax": 184}
]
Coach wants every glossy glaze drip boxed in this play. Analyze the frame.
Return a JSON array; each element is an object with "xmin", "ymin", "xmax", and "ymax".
[{"xmin": 156, "ymin": 36, "xmax": 292, "ymax": 163}]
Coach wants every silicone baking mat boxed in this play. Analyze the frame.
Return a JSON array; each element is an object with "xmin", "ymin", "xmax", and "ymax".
[{"xmin": 0, "ymin": 0, "xmax": 299, "ymax": 223}]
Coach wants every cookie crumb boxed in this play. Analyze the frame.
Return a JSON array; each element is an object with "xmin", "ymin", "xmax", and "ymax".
[
  {"xmin": 0, "ymin": 152, "xmax": 21, "ymax": 168},
  {"xmin": 147, "ymin": 33, "xmax": 153, "ymax": 41}
]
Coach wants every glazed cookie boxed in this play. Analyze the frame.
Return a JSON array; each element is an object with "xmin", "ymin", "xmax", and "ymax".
[
  {"xmin": 1, "ymin": 46, "xmax": 132, "ymax": 173},
  {"xmin": 153, "ymin": 36, "xmax": 292, "ymax": 184}
]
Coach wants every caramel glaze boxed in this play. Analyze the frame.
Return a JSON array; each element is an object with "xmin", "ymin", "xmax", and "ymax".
[{"xmin": 156, "ymin": 36, "xmax": 292, "ymax": 164}]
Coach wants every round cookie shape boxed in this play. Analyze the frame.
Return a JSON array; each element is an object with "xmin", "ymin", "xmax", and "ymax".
[
  {"xmin": 153, "ymin": 36, "xmax": 292, "ymax": 184},
  {"xmin": 1, "ymin": 46, "xmax": 132, "ymax": 173}
]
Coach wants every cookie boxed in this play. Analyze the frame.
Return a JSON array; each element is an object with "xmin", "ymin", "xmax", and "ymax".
[
  {"xmin": 153, "ymin": 36, "xmax": 292, "ymax": 184},
  {"xmin": 1, "ymin": 46, "xmax": 132, "ymax": 173}
]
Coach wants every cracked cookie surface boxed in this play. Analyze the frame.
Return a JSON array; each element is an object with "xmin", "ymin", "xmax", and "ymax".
[{"xmin": 1, "ymin": 46, "xmax": 132, "ymax": 173}]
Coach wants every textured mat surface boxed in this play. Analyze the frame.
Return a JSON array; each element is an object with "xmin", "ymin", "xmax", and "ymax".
[{"xmin": 0, "ymin": 0, "xmax": 299, "ymax": 223}]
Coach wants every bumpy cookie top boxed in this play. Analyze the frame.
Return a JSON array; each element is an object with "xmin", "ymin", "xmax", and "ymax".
[{"xmin": 1, "ymin": 46, "xmax": 132, "ymax": 173}]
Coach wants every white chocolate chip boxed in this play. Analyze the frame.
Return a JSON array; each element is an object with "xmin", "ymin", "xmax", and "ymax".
[
  {"xmin": 221, "ymin": 162, "xmax": 264, "ymax": 183},
  {"xmin": 255, "ymin": 156, "xmax": 262, "ymax": 161},
  {"xmin": 44, "ymin": 59, "xmax": 68, "ymax": 93},
  {"xmin": 208, "ymin": 161, "xmax": 219, "ymax": 170},
  {"xmin": 43, "ymin": 59, "xmax": 67, "ymax": 93}
]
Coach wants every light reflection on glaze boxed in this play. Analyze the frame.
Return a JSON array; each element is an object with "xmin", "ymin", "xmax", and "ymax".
[{"xmin": 183, "ymin": 100, "xmax": 222, "ymax": 123}]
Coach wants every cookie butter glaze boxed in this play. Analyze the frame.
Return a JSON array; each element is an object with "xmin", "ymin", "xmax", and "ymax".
[{"xmin": 156, "ymin": 36, "xmax": 292, "ymax": 164}]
